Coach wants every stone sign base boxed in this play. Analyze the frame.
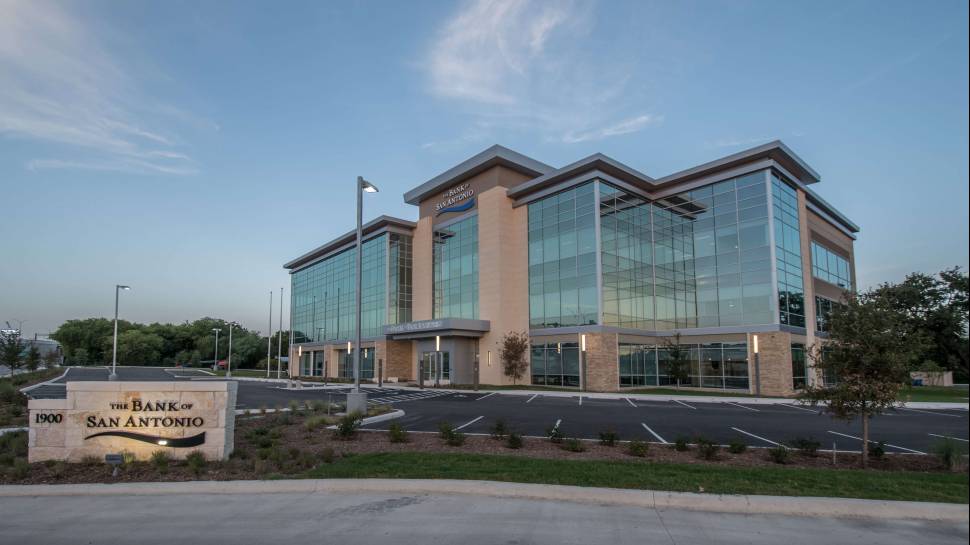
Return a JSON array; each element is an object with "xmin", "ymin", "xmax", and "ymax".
[{"xmin": 28, "ymin": 381, "xmax": 237, "ymax": 463}]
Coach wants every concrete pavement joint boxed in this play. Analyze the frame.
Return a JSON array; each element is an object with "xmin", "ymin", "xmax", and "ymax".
[{"xmin": 0, "ymin": 478, "xmax": 965, "ymax": 523}]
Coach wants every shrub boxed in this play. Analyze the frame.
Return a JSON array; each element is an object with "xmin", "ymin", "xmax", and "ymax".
[
  {"xmin": 185, "ymin": 450, "xmax": 207, "ymax": 476},
  {"xmin": 489, "ymin": 419, "xmax": 509, "ymax": 440},
  {"xmin": 932, "ymin": 438, "xmax": 966, "ymax": 471},
  {"xmin": 150, "ymin": 450, "xmax": 171, "ymax": 473},
  {"xmin": 673, "ymin": 437, "xmax": 689, "ymax": 452},
  {"xmin": 767, "ymin": 446, "xmax": 790, "ymax": 464},
  {"xmin": 310, "ymin": 399, "xmax": 327, "ymax": 413},
  {"xmin": 438, "ymin": 421, "xmax": 455, "ymax": 440},
  {"xmin": 695, "ymin": 438, "xmax": 719, "ymax": 461},
  {"xmin": 10, "ymin": 458, "xmax": 29, "ymax": 479},
  {"xmin": 446, "ymin": 431, "xmax": 466, "ymax": 447},
  {"xmin": 320, "ymin": 447, "xmax": 335, "ymax": 464},
  {"xmin": 627, "ymin": 440, "xmax": 648, "ymax": 457},
  {"xmin": 562, "ymin": 438, "xmax": 586, "ymax": 452},
  {"xmin": 0, "ymin": 453, "xmax": 15, "ymax": 466},
  {"xmin": 546, "ymin": 425, "xmax": 564, "ymax": 444},
  {"xmin": 80, "ymin": 454, "xmax": 101, "ymax": 466},
  {"xmin": 259, "ymin": 405, "xmax": 268, "ymax": 415},
  {"xmin": 121, "ymin": 449, "xmax": 136, "ymax": 466},
  {"xmin": 388, "ymin": 423, "xmax": 409, "ymax": 443},
  {"xmin": 788, "ymin": 437, "xmax": 821, "ymax": 457},
  {"xmin": 870, "ymin": 441, "xmax": 886, "ymax": 460},
  {"xmin": 304, "ymin": 416, "xmax": 328, "ymax": 433},
  {"xmin": 333, "ymin": 412, "xmax": 363, "ymax": 440},
  {"xmin": 599, "ymin": 429, "xmax": 619, "ymax": 447},
  {"xmin": 506, "ymin": 432, "xmax": 524, "ymax": 449},
  {"xmin": 0, "ymin": 382, "xmax": 16, "ymax": 403},
  {"xmin": 727, "ymin": 439, "xmax": 747, "ymax": 454}
]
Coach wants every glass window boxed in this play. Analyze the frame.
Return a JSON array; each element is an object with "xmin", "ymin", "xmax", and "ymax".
[
  {"xmin": 791, "ymin": 343, "xmax": 806, "ymax": 390},
  {"xmin": 621, "ymin": 341, "xmax": 748, "ymax": 390},
  {"xmin": 529, "ymin": 342, "xmax": 580, "ymax": 387},
  {"xmin": 771, "ymin": 174, "xmax": 806, "ymax": 328},
  {"xmin": 434, "ymin": 215, "xmax": 478, "ymax": 319},
  {"xmin": 810, "ymin": 241, "xmax": 852, "ymax": 289}
]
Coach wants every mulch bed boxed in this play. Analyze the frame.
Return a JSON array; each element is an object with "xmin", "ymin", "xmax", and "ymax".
[{"xmin": 1, "ymin": 412, "xmax": 957, "ymax": 485}]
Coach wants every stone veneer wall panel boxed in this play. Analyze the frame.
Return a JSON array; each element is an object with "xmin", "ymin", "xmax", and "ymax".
[
  {"xmin": 748, "ymin": 331, "xmax": 794, "ymax": 397},
  {"xmin": 584, "ymin": 332, "xmax": 619, "ymax": 392}
]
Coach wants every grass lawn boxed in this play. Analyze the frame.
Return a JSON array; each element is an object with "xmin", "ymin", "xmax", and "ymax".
[
  {"xmin": 210, "ymin": 369, "xmax": 284, "ymax": 378},
  {"xmin": 303, "ymin": 452, "xmax": 969, "ymax": 504},
  {"xmin": 620, "ymin": 387, "xmax": 782, "ymax": 398},
  {"xmin": 900, "ymin": 385, "xmax": 969, "ymax": 403}
]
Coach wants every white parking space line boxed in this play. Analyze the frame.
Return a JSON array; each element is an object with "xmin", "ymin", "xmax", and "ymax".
[
  {"xmin": 928, "ymin": 433, "xmax": 969, "ymax": 443},
  {"xmin": 780, "ymin": 403, "xmax": 818, "ymax": 413},
  {"xmin": 896, "ymin": 407, "xmax": 963, "ymax": 418},
  {"xmin": 725, "ymin": 401, "xmax": 758, "ymax": 412},
  {"xmin": 826, "ymin": 431, "xmax": 926, "ymax": 455},
  {"xmin": 578, "ymin": 396, "xmax": 583, "ymax": 406},
  {"xmin": 475, "ymin": 392, "xmax": 497, "ymax": 401},
  {"xmin": 526, "ymin": 394, "xmax": 538, "ymax": 403},
  {"xmin": 641, "ymin": 423, "xmax": 668, "ymax": 444},
  {"xmin": 673, "ymin": 399, "xmax": 696, "ymax": 410},
  {"xmin": 553, "ymin": 418, "xmax": 562, "ymax": 430},
  {"xmin": 455, "ymin": 416, "xmax": 484, "ymax": 431},
  {"xmin": 730, "ymin": 427, "xmax": 782, "ymax": 447},
  {"xmin": 624, "ymin": 397, "xmax": 637, "ymax": 408}
]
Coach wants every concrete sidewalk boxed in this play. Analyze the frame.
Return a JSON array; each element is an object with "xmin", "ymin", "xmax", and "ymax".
[{"xmin": 1, "ymin": 478, "xmax": 966, "ymax": 522}]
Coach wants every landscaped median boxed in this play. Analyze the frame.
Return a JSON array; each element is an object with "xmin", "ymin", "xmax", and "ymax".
[{"xmin": 1, "ymin": 407, "xmax": 966, "ymax": 504}]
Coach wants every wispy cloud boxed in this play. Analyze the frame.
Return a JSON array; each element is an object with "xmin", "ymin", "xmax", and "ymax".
[
  {"xmin": 0, "ymin": 1, "xmax": 203, "ymax": 175},
  {"xmin": 424, "ymin": 0, "xmax": 659, "ymax": 146}
]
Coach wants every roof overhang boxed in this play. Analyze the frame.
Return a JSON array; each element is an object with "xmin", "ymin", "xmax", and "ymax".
[
  {"xmin": 283, "ymin": 215, "xmax": 416, "ymax": 272},
  {"xmin": 403, "ymin": 145, "xmax": 553, "ymax": 205},
  {"xmin": 383, "ymin": 318, "xmax": 490, "ymax": 340}
]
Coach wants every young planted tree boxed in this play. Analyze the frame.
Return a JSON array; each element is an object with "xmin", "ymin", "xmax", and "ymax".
[
  {"xmin": 1, "ymin": 331, "xmax": 25, "ymax": 376},
  {"xmin": 43, "ymin": 349, "xmax": 61, "ymax": 369},
  {"xmin": 800, "ymin": 287, "xmax": 924, "ymax": 468},
  {"xmin": 662, "ymin": 333, "xmax": 691, "ymax": 388},
  {"xmin": 25, "ymin": 345, "xmax": 41, "ymax": 372},
  {"xmin": 499, "ymin": 331, "xmax": 530, "ymax": 385}
]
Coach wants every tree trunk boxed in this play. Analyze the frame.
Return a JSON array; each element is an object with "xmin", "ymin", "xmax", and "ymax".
[{"xmin": 861, "ymin": 409, "xmax": 870, "ymax": 469}]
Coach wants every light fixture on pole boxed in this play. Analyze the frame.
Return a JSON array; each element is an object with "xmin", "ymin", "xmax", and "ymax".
[
  {"xmin": 752, "ymin": 334, "xmax": 761, "ymax": 397},
  {"xmin": 580, "ymin": 334, "xmax": 587, "ymax": 392},
  {"xmin": 109, "ymin": 285, "xmax": 130, "ymax": 381},
  {"xmin": 348, "ymin": 176, "xmax": 378, "ymax": 415},
  {"xmin": 277, "ymin": 287, "xmax": 283, "ymax": 379},
  {"xmin": 226, "ymin": 321, "xmax": 237, "ymax": 378},
  {"xmin": 211, "ymin": 328, "xmax": 220, "ymax": 371}
]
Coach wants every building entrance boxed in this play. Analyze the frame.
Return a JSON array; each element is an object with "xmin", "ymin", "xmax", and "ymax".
[{"xmin": 421, "ymin": 351, "xmax": 450, "ymax": 386}]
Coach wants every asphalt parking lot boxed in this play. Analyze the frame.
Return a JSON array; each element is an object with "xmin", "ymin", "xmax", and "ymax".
[{"xmin": 26, "ymin": 366, "xmax": 969, "ymax": 453}]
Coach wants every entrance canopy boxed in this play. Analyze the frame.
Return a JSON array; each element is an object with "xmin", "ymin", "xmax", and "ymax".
[{"xmin": 383, "ymin": 318, "xmax": 490, "ymax": 340}]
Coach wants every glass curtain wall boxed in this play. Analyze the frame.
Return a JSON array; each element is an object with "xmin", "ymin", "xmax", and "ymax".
[
  {"xmin": 600, "ymin": 185, "xmax": 654, "ymax": 329},
  {"xmin": 530, "ymin": 342, "xmax": 580, "ymax": 387},
  {"xmin": 291, "ymin": 234, "xmax": 389, "ymax": 343},
  {"xmin": 811, "ymin": 241, "xmax": 852, "ymax": 289},
  {"xmin": 527, "ymin": 183, "xmax": 598, "ymax": 328},
  {"xmin": 388, "ymin": 233, "xmax": 413, "ymax": 324},
  {"xmin": 336, "ymin": 348, "xmax": 374, "ymax": 379},
  {"xmin": 625, "ymin": 342, "xmax": 748, "ymax": 390},
  {"xmin": 433, "ymin": 215, "xmax": 479, "ymax": 319},
  {"xmin": 771, "ymin": 174, "xmax": 806, "ymax": 327}
]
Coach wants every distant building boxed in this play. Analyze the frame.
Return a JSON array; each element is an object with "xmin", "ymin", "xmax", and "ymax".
[{"xmin": 283, "ymin": 142, "xmax": 857, "ymax": 396}]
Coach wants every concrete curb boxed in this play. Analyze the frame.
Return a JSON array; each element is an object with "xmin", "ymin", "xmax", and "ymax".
[
  {"xmin": 18, "ymin": 367, "xmax": 69, "ymax": 394},
  {"xmin": 325, "ymin": 409, "xmax": 406, "ymax": 429},
  {"xmin": 0, "ymin": 478, "xmax": 964, "ymax": 522}
]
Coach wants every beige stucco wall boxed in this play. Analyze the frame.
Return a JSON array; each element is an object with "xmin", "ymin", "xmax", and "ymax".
[
  {"xmin": 29, "ymin": 381, "xmax": 236, "ymax": 463},
  {"xmin": 476, "ymin": 184, "xmax": 530, "ymax": 385}
]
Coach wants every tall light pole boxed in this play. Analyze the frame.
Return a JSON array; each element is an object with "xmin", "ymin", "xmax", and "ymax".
[
  {"xmin": 277, "ymin": 287, "xmax": 283, "ymax": 379},
  {"xmin": 211, "ymin": 328, "xmax": 220, "ymax": 371},
  {"xmin": 348, "ymin": 176, "xmax": 378, "ymax": 415},
  {"xmin": 266, "ymin": 290, "xmax": 273, "ymax": 378},
  {"xmin": 109, "ymin": 285, "xmax": 130, "ymax": 381},
  {"xmin": 753, "ymin": 334, "xmax": 761, "ymax": 397},
  {"xmin": 226, "ymin": 321, "xmax": 237, "ymax": 378}
]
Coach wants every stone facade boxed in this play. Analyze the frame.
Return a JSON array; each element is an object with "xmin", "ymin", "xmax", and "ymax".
[
  {"xmin": 583, "ymin": 332, "xmax": 619, "ymax": 392},
  {"xmin": 379, "ymin": 340, "xmax": 413, "ymax": 381},
  {"xmin": 28, "ymin": 381, "xmax": 236, "ymax": 463},
  {"xmin": 748, "ymin": 332, "xmax": 794, "ymax": 397}
]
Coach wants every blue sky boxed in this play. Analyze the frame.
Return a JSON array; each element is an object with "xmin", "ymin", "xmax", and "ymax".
[{"xmin": 1, "ymin": 0, "xmax": 968, "ymax": 337}]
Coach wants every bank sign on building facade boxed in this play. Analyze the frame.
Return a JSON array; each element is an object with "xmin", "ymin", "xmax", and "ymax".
[
  {"xmin": 28, "ymin": 381, "xmax": 237, "ymax": 462},
  {"xmin": 284, "ymin": 142, "xmax": 859, "ymax": 398}
]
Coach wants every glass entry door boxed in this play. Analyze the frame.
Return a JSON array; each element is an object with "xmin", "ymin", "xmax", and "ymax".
[{"xmin": 421, "ymin": 351, "xmax": 450, "ymax": 385}]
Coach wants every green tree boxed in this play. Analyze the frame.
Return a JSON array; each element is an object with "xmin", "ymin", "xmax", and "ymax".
[
  {"xmin": 800, "ymin": 286, "xmax": 925, "ymax": 468},
  {"xmin": 25, "ymin": 345, "xmax": 41, "ymax": 372},
  {"xmin": 73, "ymin": 347, "xmax": 89, "ymax": 366},
  {"xmin": 43, "ymin": 348, "xmax": 61, "ymax": 368},
  {"xmin": 662, "ymin": 332, "xmax": 691, "ymax": 388},
  {"xmin": 499, "ymin": 331, "xmax": 530, "ymax": 385},
  {"xmin": 107, "ymin": 330, "xmax": 165, "ymax": 366},
  {"xmin": 1, "ymin": 331, "xmax": 25, "ymax": 376},
  {"xmin": 873, "ymin": 267, "xmax": 969, "ymax": 380}
]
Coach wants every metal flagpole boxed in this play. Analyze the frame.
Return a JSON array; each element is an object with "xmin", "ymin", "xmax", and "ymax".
[{"xmin": 267, "ymin": 290, "xmax": 273, "ymax": 378}]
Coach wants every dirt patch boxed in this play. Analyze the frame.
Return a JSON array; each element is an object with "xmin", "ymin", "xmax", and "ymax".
[{"xmin": 0, "ymin": 411, "xmax": 958, "ymax": 485}]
